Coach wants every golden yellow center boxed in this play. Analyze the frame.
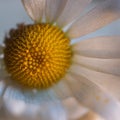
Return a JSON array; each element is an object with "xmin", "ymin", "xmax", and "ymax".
[{"xmin": 4, "ymin": 23, "xmax": 72, "ymax": 89}]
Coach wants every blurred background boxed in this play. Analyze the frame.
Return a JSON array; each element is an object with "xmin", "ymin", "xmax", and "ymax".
[{"xmin": 0, "ymin": 0, "xmax": 120, "ymax": 120}]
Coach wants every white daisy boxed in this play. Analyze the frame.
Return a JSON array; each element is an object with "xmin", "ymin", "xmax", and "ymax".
[{"xmin": 0, "ymin": 0, "xmax": 120, "ymax": 120}]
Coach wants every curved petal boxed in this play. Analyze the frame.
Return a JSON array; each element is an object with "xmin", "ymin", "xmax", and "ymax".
[
  {"xmin": 73, "ymin": 55, "xmax": 120, "ymax": 76},
  {"xmin": 4, "ymin": 99, "xmax": 26, "ymax": 117},
  {"xmin": 72, "ymin": 36, "xmax": 120, "ymax": 58},
  {"xmin": 67, "ymin": 0, "xmax": 120, "ymax": 38},
  {"xmin": 70, "ymin": 64, "xmax": 120, "ymax": 101},
  {"xmin": 52, "ymin": 80, "xmax": 73, "ymax": 100},
  {"xmin": 45, "ymin": 0, "xmax": 68, "ymax": 23},
  {"xmin": 38, "ymin": 100, "xmax": 67, "ymax": 120},
  {"xmin": 56, "ymin": 0, "xmax": 92, "ymax": 27},
  {"xmin": 4, "ymin": 86, "xmax": 67, "ymax": 119},
  {"xmin": 63, "ymin": 97, "xmax": 88, "ymax": 120},
  {"xmin": 21, "ymin": 0, "xmax": 46, "ymax": 22},
  {"xmin": 5, "ymin": 94, "xmax": 67, "ymax": 120},
  {"xmin": 4, "ymin": 86, "xmax": 55, "ymax": 104},
  {"xmin": 65, "ymin": 72, "xmax": 120, "ymax": 120}
]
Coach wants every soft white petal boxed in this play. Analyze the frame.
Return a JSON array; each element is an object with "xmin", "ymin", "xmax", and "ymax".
[
  {"xmin": 45, "ymin": 0, "xmax": 68, "ymax": 23},
  {"xmin": 56, "ymin": 0, "xmax": 92, "ymax": 27},
  {"xmin": 70, "ymin": 64, "xmax": 120, "ymax": 101},
  {"xmin": 67, "ymin": 0, "xmax": 120, "ymax": 38},
  {"xmin": 4, "ymin": 87, "xmax": 56, "ymax": 104},
  {"xmin": 4, "ymin": 88, "xmax": 67, "ymax": 120},
  {"xmin": 5, "ymin": 97, "xmax": 67, "ymax": 120},
  {"xmin": 5, "ymin": 99, "xmax": 26, "ymax": 116},
  {"xmin": 38, "ymin": 100, "xmax": 67, "ymax": 120},
  {"xmin": 21, "ymin": 0, "xmax": 46, "ymax": 22},
  {"xmin": 52, "ymin": 80, "xmax": 73, "ymax": 100},
  {"xmin": 72, "ymin": 36, "xmax": 120, "ymax": 58},
  {"xmin": 65, "ymin": 72, "xmax": 120, "ymax": 120},
  {"xmin": 63, "ymin": 97, "xmax": 88, "ymax": 120},
  {"xmin": 73, "ymin": 55, "xmax": 120, "ymax": 76}
]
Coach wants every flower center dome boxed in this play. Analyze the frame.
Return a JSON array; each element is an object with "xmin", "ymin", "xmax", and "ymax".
[{"xmin": 4, "ymin": 23, "xmax": 72, "ymax": 89}]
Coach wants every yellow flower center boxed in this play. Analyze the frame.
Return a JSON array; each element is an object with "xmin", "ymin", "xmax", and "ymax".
[{"xmin": 4, "ymin": 23, "xmax": 72, "ymax": 89}]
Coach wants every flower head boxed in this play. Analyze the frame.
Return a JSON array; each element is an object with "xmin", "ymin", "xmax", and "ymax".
[
  {"xmin": 0, "ymin": 0, "xmax": 120, "ymax": 120},
  {"xmin": 4, "ymin": 23, "xmax": 72, "ymax": 89}
]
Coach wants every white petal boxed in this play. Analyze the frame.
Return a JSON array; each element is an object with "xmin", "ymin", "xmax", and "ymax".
[
  {"xmin": 5, "ymin": 94, "xmax": 67, "ymax": 120},
  {"xmin": 56, "ymin": 0, "xmax": 92, "ymax": 27},
  {"xmin": 5, "ymin": 99, "xmax": 26, "ymax": 116},
  {"xmin": 21, "ymin": 0, "xmax": 46, "ymax": 22},
  {"xmin": 73, "ymin": 55, "xmax": 120, "ymax": 76},
  {"xmin": 52, "ymin": 80, "xmax": 73, "ymax": 100},
  {"xmin": 65, "ymin": 72, "xmax": 120, "ymax": 120},
  {"xmin": 63, "ymin": 97, "xmax": 88, "ymax": 120},
  {"xmin": 4, "ymin": 87, "xmax": 56, "ymax": 104},
  {"xmin": 39, "ymin": 100, "xmax": 67, "ymax": 120},
  {"xmin": 45, "ymin": 0, "xmax": 68, "ymax": 23},
  {"xmin": 70, "ymin": 64, "xmax": 120, "ymax": 101},
  {"xmin": 67, "ymin": 0, "xmax": 120, "ymax": 38},
  {"xmin": 72, "ymin": 36, "xmax": 120, "ymax": 58},
  {"xmin": 4, "ymin": 88, "xmax": 67, "ymax": 120}
]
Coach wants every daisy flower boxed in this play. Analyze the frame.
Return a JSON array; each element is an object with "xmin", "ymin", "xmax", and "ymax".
[{"xmin": 0, "ymin": 0, "xmax": 120, "ymax": 120}]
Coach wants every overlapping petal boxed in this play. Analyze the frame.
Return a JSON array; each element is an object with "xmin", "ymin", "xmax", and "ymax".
[
  {"xmin": 72, "ymin": 36, "xmax": 120, "ymax": 58},
  {"xmin": 22, "ymin": 0, "xmax": 92, "ymax": 26},
  {"xmin": 52, "ymin": 81, "xmax": 73, "ymax": 100},
  {"xmin": 72, "ymin": 36, "xmax": 120, "ymax": 100},
  {"xmin": 56, "ymin": 0, "xmax": 92, "ymax": 27},
  {"xmin": 4, "ymin": 87, "xmax": 67, "ymax": 120},
  {"xmin": 45, "ymin": 0, "xmax": 68, "ymax": 23},
  {"xmin": 4, "ymin": 87, "xmax": 55, "ymax": 104},
  {"xmin": 73, "ymin": 55, "xmax": 120, "ymax": 76},
  {"xmin": 65, "ymin": 72, "xmax": 120, "ymax": 120},
  {"xmin": 38, "ymin": 100, "xmax": 67, "ymax": 120},
  {"xmin": 67, "ymin": 0, "xmax": 120, "ymax": 38},
  {"xmin": 22, "ymin": 0, "xmax": 46, "ymax": 22},
  {"xmin": 22, "ymin": 0, "xmax": 68, "ymax": 23},
  {"xmin": 70, "ymin": 64, "xmax": 120, "ymax": 100}
]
